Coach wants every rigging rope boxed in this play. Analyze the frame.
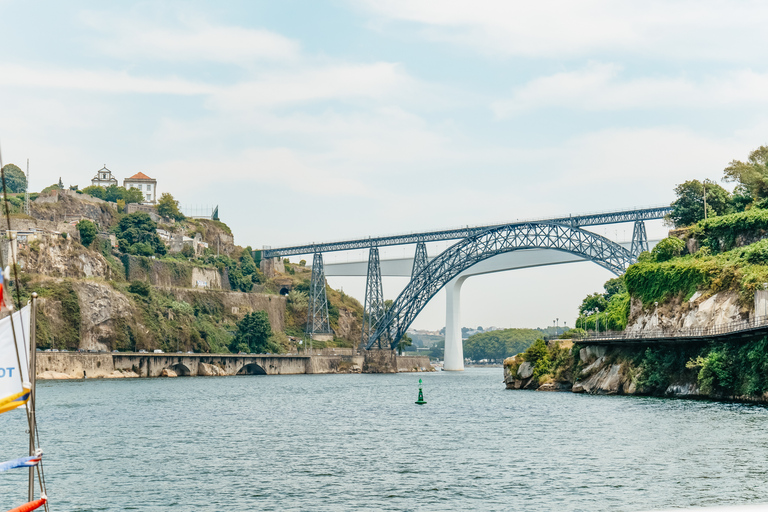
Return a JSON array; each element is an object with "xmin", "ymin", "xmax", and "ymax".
[{"xmin": 0, "ymin": 149, "xmax": 49, "ymax": 511}]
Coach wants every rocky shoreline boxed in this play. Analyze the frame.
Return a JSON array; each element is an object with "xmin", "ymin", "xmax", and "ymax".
[{"xmin": 503, "ymin": 342, "xmax": 768, "ymax": 403}]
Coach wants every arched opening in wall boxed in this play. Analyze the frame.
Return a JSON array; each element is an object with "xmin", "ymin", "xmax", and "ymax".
[
  {"xmin": 279, "ymin": 287, "xmax": 290, "ymax": 296},
  {"xmin": 237, "ymin": 363, "xmax": 267, "ymax": 375},
  {"xmin": 168, "ymin": 363, "xmax": 191, "ymax": 376}
]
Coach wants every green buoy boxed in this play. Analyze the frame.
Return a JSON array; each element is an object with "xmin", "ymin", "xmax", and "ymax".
[{"xmin": 415, "ymin": 378, "xmax": 427, "ymax": 405}]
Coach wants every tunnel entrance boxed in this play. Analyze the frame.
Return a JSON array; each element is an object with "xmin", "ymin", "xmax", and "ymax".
[
  {"xmin": 237, "ymin": 363, "xmax": 267, "ymax": 375},
  {"xmin": 279, "ymin": 287, "xmax": 290, "ymax": 296}
]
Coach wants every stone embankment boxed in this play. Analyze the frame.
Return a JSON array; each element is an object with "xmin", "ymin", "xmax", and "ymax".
[{"xmin": 36, "ymin": 351, "xmax": 433, "ymax": 379}]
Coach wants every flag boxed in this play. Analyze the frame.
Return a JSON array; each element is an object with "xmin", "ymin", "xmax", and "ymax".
[{"xmin": 0, "ymin": 451, "xmax": 43, "ymax": 472}]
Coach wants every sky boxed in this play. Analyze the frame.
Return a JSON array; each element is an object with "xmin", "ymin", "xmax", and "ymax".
[{"xmin": 1, "ymin": 0, "xmax": 767, "ymax": 330}]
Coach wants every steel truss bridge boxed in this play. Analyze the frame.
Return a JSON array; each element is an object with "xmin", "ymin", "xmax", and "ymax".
[{"xmin": 262, "ymin": 205, "xmax": 671, "ymax": 369}]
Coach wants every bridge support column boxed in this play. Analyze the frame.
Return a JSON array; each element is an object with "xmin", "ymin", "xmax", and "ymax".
[
  {"xmin": 444, "ymin": 276, "xmax": 467, "ymax": 371},
  {"xmin": 411, "ymin": 242, "xmax": 428, "ymax": 278},
  {"xmin": 307, "ymin": 253, "xmax": 332, "ymax": 340},
  {"xmin": 630, "ymin": 220, "xmax": 649, "ymax": 260},
  {"xmin": 362, "ymin": 246, "xmax": 386, "ymax": 349}
]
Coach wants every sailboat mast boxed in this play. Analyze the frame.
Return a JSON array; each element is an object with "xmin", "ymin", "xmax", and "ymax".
[{"xmin": 28, "ymin": 292, "xmax": 38, "ymax": 501}]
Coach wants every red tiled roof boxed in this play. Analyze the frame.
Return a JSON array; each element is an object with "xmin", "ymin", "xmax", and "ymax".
[{"xmin": 126, "ymin": 172, "xmax": 154, "ymax": 180}]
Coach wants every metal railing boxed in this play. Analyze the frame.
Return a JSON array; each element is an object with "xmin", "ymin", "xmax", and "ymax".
[{"xmin": 575, "ymin": 315, "xmax": 768, "ymax": 344}]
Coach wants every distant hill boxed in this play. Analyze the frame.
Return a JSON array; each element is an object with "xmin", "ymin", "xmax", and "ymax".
[{"xmin": 463, "ymin": 328, "xmax": 544, "ymax": 362}]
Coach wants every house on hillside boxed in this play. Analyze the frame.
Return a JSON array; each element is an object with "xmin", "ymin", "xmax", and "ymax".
[
  {"xmin": 123, "ymin": 172, "xmax": 158, "ymax": 204},
  {"xmin": 91, "ymin": 166, "xmax": 118, "ymax": 187}
]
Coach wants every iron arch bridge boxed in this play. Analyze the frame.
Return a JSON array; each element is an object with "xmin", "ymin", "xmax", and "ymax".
[{"xmin": 366, "ymin": 222, "xmax": 635, "ymax": 350}]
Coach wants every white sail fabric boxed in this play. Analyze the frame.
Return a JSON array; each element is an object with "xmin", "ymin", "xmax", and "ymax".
[{"xmin": 0, "ymin": 306, "xmax": 32, "ymax": 401}]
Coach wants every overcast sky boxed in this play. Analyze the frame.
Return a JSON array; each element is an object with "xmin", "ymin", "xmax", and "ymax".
[{"xmin": 1, "ymin": 1, "xmax": 767, "ymax": 330}]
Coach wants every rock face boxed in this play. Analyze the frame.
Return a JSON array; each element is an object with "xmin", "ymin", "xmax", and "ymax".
[
  {"xmin": 22, "ymin": 236, "xmax": 116, "ymax": 280},
  {"xmin": 625, "ymin": 291, "xmax": 744, "ymax": 334},
  {"xmin": 575, "ymin": 363, "xmax": 624, "ymax": 395},
  {"xmin": 198, "ymin": 362, "xmax": 227, "ymax": 376},
  {"xmin": 335, "ymin": 308, "xmax": 362, "ymax": 342},
  {"xmin": 74, "ymin": 281, "xmax": 137, "ymax": 351},
  {"xmin": 161, "ymin": 368, "xmax": 178, "ymax": 378},
  {"xmin": 517, "ymin": 362, "xmax": 533, "ymax": 379},
  {"xmin": 31, "ymin": 190, "xmax": 117, "ymax": 229},
  {"xmin": 167, "ymin": 288, "xmax": 286, "ymax": 333}
]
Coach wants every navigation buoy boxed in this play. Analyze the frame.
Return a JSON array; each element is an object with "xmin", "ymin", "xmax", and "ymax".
[{"xmin": 415, "ymin": 378, "xmax": 427, "ymax": 405}]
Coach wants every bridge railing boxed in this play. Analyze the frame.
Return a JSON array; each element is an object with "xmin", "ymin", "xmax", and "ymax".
[{"xmin": 574, "ymin": 315, "xmax": 768, "ymax": 343}]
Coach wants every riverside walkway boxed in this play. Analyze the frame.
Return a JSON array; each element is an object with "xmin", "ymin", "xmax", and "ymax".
[{"xmin": 577, "ymin": 315, "xmax": 768, "ymax": 345}]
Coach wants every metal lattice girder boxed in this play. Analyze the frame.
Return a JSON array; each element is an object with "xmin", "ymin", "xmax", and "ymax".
[
  {"xmin": 361, "ymin": 247, "xmax": 387, "ymax": 349},
  {"xmin": 263, "ymin": 206, "xmax": 671, "ymax": 258},
  {"xmin": 306, "ymin": 253, "xmax": 331, "ymax": 336},
  {"xmin": 366, "ymin": 222, "xmax": 634, "ymax": 350},
  {"xmin": 411, "ymin": 242, "xmax": 429, "ymax": 278},
  {"xmin": 630, "ymin": 220, "xmax": 649, "ymax": 260}
]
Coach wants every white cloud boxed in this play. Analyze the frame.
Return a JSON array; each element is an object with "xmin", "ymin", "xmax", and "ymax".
[
  {"xmin": 0, "ymin": 63, "xmax": 212, "ymax": 95},
  {"xmin": 156, "ymin": 148, "xmax": 368, "ymax": 198},
  {"xmin": 80, "ymin": 12, "xmax": 300, "ymax": 64},
  {"xmin": 493, "ymin": 63, "xmax": 768, "ymax": 115},
  {"xmin": 208, "ymin": 62, "xmax": 414, "ymax": 110},
  {"xmin": 359, "ymin": 0, "xmax": 768, "ymax": 60}
]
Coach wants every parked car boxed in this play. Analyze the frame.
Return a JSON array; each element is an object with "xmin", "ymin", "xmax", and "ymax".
[
  {"xmin": 153, "ymin": 349, "xmax": 164, "ymax": 353},
  {"xmin": 138, "ymin": 349, "xmax": 147, "ymax": 353}
]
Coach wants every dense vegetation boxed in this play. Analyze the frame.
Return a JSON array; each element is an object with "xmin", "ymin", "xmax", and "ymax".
[
  {"xmin": 463, "ymin": 328, "xmax": 546, "ymax": 361},
  {"xmin": 82, "ymin": 184, "xmax": 144, "ymax": 204},
  {"xmin": 0, "ymin": 163, "xmax": 27, "ymax": 192}
]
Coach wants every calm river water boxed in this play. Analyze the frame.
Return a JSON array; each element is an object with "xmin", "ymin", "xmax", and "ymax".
[{"xmin": 2, "ymin": 368, "xmax": 768, "ymax": 511}]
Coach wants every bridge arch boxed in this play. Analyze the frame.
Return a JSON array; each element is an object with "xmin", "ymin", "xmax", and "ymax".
[
  {"xmin": 236, "ymin": 362, "xmax": 267, "ymax": 375},
  {"xmin": 367, "ymin": 222, "xmax": 634, "ymax": 350},
  {"xmin": 167, "ymin": 363, "xmax": 192, "ymax": 376}
]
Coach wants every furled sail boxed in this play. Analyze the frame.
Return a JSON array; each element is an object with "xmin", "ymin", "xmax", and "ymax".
[
  {"xmin": 0, "ymin": 306, "xmax": 31, "ymax": 415},
  {"xmin": 0, "ymin": 450, "xmax": 42, "ymax": 473},
  {"xmin": 5, "ymin": 496, "xmax": 47, "ymax": 512}
]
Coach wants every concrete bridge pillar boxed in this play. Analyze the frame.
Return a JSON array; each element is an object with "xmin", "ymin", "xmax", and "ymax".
[{"xmin": 444, "ymin": 276, "xmax": 467, "ymax": 371}]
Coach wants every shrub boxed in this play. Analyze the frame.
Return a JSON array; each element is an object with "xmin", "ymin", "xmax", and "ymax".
[
  {"xmin": 128, "ymin": 280, "xmax": 151, "ymax": 297},
  {"xmin": 744, "ymin": 239, "xmax": 768, "ymax": 265},
  {"xmin": 76, "ymin": 219, "xmax": 98, "ymax": 247},
  {"xmin": 651, "ymin": 236, "xmax": 686, "ymax": 262},
  {"xmin": 230, "ymin": 311, "xmax": 277, "ymax": 354}
]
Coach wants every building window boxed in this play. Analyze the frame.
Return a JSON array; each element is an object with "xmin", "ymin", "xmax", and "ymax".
[
  {"xmin": 137, "ymin": 184, "xmax": 142, "ymax": 190},
  {"xmin": 146, "ymin": 185, "xmax": 152, "ymax": 191},
  {"xmin": 146, "ymin": 194, "xmax": 151, "ymax": 201}
]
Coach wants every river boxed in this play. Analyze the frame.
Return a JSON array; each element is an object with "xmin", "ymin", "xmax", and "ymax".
[{"xmin": 2, "ymin": 368, "xmax": 768, "ymax": 511}]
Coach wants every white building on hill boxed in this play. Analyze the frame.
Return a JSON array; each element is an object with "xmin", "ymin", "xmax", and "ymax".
[
  {"xmin": 91, "ymin": 166, "xmax": 118, "ymax": 187},
  {"xmin": 123, "ymin": 172, "xmax": 158, "ymax": 204}
]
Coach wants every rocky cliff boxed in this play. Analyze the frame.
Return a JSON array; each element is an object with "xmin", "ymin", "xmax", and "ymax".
[{"xmin": 504, "ymin": 338, "xmax": 768, "ymax": 403}]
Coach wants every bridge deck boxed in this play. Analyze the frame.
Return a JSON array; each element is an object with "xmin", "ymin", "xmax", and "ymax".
[{"xmin": 263, "ymin": 205, "xmax": 671, "ymax": 257}]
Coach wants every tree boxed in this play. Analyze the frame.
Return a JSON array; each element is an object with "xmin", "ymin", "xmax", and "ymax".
[
  {"xmin": 104, "ymin": 184, "xmax": 143, "ymax": 204},
  {"xmin": 669, "ymin": 180, "xmax": 732, "ymax": 227},
  {"xmin": 81, "ymin": 185, "xmax": 106, "ymax": 200},
  {"xmin": 76, "ymin": 219, "xmax": 98, "ymax": 247},
  {"xmin": 579, "ymin": 292, "xmax": 607, "ymax": 316},
  {"xmin": 114, "ymin": 212, "xmax": 167, "ymax": 255},
  {"xmin": 723, "ymin": 145, "xmax": 768, "ymax": 200},
  {"xmin": 157, "ymin": 193, "xmax": 185, "ymax": 221},
  {"xmin": 0, "ymin": 164, "xmax": 26, "ymax": 193},
  {"xmin": 603, "ymin": 277, "xmax": 627, "ymax": 301},
  {"xmin": 231, "ymin": 311, "xmax": 275, "ymax": 354},
  {"xmin": 396, "ymin": 333, "xmax": 413, "ymax": 355}
]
